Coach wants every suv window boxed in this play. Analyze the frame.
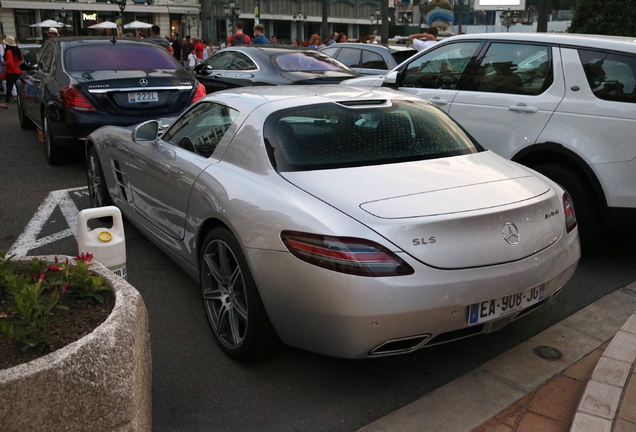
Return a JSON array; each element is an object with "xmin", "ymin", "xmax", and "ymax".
[
  {"xmin": 360, "ymin": 50, "xmax": 388, "ymax": 70},
  {"xmin": 467, "ymin": 43, "xmax": 552, "ymax": 95},
  {"xmin": 400, "ymin": 42, "xmax": 481, "ymax": 89},
  {"xmin": 163, "ymin": 102, "xmax": 239, "ymax": 158},
  {"xmin": 65, "ymin": 44, "xmax": 180, "ymax": 71},
  {"xmin": 579, "ymin": 49, "xmax": 636, "ymax": 103},
  {"xmin": 264, "ymin": 101, "xmax": 479, "ymax": 172},
  {"xmin": 336, "ymin": 48, "xmax": 361, "ymax": 68}
]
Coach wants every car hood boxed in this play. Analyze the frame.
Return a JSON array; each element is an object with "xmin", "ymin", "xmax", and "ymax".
[
  {"xmin": 280, "ymin": 152, "xmax": 566, "ymax": 269},
  {"xmin": 281, "ymin": 70, "xmax": 359, "ymax": 84}
]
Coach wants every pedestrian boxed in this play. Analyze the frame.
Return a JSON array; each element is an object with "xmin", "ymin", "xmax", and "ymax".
[
  {"xmin": 187, "ymin": 46, "xmax": 198, "ymax": 71},
  {"xmin": 205, "ymin": 41, "xmax": 215, "ymax": 58},
  {"xmin": 219, "ymin": 40, "xmax": 227, "ymax": 49},
  {"xmin": 1, "ymin": 36, "xmax": 23, "ymax": 109},
  {"xmin": 171, "ymin": 32, "xmax": 182, "ymax": 62},
  {"xmin": 325, "ymin": 32, "xmax": 338, "ymax": 46},
  {"xmin": 182, "ymin": 35, "xmax": 193, "ymax": 67},
  {"xmin": 408, "ymin": 27, "xmax": 438, "ymax": 52},
  {"xmin": 228, "ymin": 21, "xmax": 251, "ymax": 46},
  {"xmin": 270, "ymin": 35, "xmax": 277, "ymax": 44},
  {"xmin": 335, "ymin": 32, "xmax": 348, "ymax": 43},
  {"xmin": 47, "ymin": 27, "xmax": 59, "ymax": 39},
  {"xmin": 147, "ymin": 25, "xmax": 170, "ymax": 49},
  {"xmin": 368, "ymin": 34, "xmax": 378, "ymax": 44},
  {"xmin": 252, "ymin": 24, "xmax": 269, "ymax": 44},
  {"xmin": 306, "ymin": 34, "xmax": 321, "ymax": 49},
  {"xmin": 292, "ymin": 38, "xmax": 300, "ymax": 46},
  {"xmin": 193, "ymin": 38, "xmax": 205, "ymax": 60}
]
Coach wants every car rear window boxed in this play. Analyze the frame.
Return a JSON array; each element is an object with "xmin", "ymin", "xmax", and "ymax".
[
  {"xmin": 273, "ymin": 51, "xmax": 351, "ymax": 71},
  {"xmin": 65, "ymin": 44, "xmax": 180, "ymax": 71},
  {"xmin": 264, "ymin": 100, "xmax": 480, "ymax": 172},
  {"xmin": 391, "ymin": 50, "xmax": 417, "ymax": 65}
]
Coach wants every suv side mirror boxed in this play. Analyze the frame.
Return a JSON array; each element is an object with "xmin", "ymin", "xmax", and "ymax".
[
  {"xmin": 133, "ymin": 120, "xmax": 159, "ymax": 142},
  {"xmin": 384, "ymin": 71, "xmax": 399, "ymax": 87}
]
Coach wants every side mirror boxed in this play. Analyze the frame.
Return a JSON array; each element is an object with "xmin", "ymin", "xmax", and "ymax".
[
  {"xmin": 384, "ymin": 71, "xmax": 399, "ymax": 87},
  {"xmin": 196, "ymin": 64, "xmax": 213, "ymax": 75},
  {"xmin": 133, "ymin": 120, "xmax": 159, "ymax": 142}
]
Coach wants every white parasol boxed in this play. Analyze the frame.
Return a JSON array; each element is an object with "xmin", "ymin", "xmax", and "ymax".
[
  {"xmin": 30, "ymin": 19, "xmax": 72, "ymax": 28},
  {"xmin": 124, "ymin": 21, "xmax": 153, "ymax": 29},
  {"xmin": 88, "ymin": 21, "xmax": 119, "ymax": 29}
]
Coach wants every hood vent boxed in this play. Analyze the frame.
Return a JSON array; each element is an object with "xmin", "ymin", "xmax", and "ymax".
[{"xmin": 337, "ymin": 99, "xmax": 389, "ymax": 107}]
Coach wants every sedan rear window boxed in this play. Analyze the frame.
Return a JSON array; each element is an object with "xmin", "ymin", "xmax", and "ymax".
[
  {"xmin": 264, "ymin": 100, "xmax": 480, "ymax": 172},
  {"xmin": 65, "ymin": 44, "xmax": 180, "ymax": 71},
  {"xmin": 273, "ymin": 52, "xmax": 350, "ymax": 71}
]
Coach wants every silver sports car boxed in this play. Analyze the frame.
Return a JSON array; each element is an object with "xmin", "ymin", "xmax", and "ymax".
[{"xmin": 86, "ymin": 86, "xmax": 581, "ymax": 360}]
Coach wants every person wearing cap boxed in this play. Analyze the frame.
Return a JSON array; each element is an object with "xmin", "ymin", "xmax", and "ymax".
[
  {"xmin": 1, "ymin": 36, "xmax": 23, "ymax": 109},
  {"xmin": 47, "ymin": 27, "xmax": 59, "ymax": 38},
  {"xmin": 368, "ymin": 35, "xmax": 378, "ymax": 44}
]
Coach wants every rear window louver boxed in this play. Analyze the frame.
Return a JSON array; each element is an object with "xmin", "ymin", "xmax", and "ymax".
[{"xmin": 337, "ymin": 99, "xmax": 388, "ymax": 107}]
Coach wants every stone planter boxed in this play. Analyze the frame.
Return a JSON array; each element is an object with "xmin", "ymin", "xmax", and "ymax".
[{"xmin": 0, "ymin": 256, "xmax": 151, "ymax": 432}]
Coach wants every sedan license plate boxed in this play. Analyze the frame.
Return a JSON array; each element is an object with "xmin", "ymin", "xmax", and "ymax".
[
  {"xmin": 468, "ymin": 284, "xmax": 545, "ymax": 325},
  {"xmin": 128, "ymin": 91, "xmax": 158, "ymax": 103}
]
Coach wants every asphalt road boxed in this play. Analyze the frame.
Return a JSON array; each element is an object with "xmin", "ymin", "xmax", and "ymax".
[{"xmin": 1, "ymin": 106, "xmax": 635, "ymax": 432}]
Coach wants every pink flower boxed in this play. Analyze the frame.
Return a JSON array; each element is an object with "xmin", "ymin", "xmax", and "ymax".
[
  {"xmin": 62, "ymin": 282, "xmax": 71, "ymax": 293},
  {"xmin": 38, "ymin": 271, "xmax": 45, "ymax": 282},
  {"xmin": 74, "ymin": 253, "xmax": 93, "ymax": 263},
  {"xmin": 49, "ymin": 265, "xmax": 62, "ymax": 272}
]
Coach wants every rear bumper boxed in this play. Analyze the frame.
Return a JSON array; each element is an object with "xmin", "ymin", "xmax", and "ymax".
[{"xmin": 247, "ymin": 231, "xmax": 581, "ymax": 359}]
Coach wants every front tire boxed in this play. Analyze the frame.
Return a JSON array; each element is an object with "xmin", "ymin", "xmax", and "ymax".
[
  {"xmin": 44, "ymin": 116, "xmax": 64, "ymax": 165},
  {"xmin": 200, "ymin": 227, "xmax": 277, "ymax": 360},
  {"xmin": 533, "ymin": 163, "xmax": 601, "ymax": 247},
  {"xmin": 87, "ymin": 145, "xmax": 113, "ymax": 208}
]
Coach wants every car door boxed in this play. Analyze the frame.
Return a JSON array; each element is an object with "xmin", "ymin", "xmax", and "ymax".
[
  {"xmin": 449, "ymin": 41, "xmax": 565, "ymax": 158},
  {"xmin": 196, "ymin": 50, "xmax": 257, "ymax": 93},
  {"xmin": 126, "ymin": 102, "xmax": 239, "ymax": 239},
  {"xmin": 392, "ymin": 41, "xmax": 483, "ymax": 113},
  {"xmin": 21, "ymin": 42, "xmax": 56, "ymax": 127}
]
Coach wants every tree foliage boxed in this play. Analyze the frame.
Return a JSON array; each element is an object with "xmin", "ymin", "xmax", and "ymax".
[{"xmin": 569, "ymin": 0, "xmax": 636, "ymax": 36}]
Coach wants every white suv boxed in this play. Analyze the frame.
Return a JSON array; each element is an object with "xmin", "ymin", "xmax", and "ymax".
[{"xmin": 342, "ymin": 33, "xmax": 636, "ymax": 245}]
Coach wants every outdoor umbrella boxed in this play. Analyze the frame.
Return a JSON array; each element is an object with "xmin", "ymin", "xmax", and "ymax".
[
  {"xmin": 124, "ymin": 21, "xmax": 153, "ymax": 29},
  {"xmin": 88, "ymin": 21, "xmax": 119, "ymax": 29},
  {"xmin": 29, "ymin": 19, "xmax": 71, "ymax": 28}
]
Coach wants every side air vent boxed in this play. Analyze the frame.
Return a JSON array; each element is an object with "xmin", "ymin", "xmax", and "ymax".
[{"xmin": 337, "ymin": 99, "xmax": 389, "ymax": 107}]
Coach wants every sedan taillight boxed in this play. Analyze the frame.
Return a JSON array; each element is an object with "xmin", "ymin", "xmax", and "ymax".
[
  {"xmin": 563, "ymin": 192, "xmax": 577, "ymax": 233},
  {"xmin": 191, "ymin": 82, "xmax": 206, "ymax": 104},
  {"xmin": 281, "ymin": 230, "xmax": 414, "ymax": 277},
  {"xmin": 60, "ymin": 86, "xmax": 96, "ymax": 112}
]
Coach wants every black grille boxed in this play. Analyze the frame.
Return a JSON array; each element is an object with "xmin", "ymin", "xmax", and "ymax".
[{"xmin": 337, "ymin": 99, "xmax": 387, "ymax": 106}]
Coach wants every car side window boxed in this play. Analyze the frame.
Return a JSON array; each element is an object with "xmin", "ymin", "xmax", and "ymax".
[
  {"xmin": 321, "ymin": 47, "xmax": 338, "ymax": 57},
  {"xmin": 399, "ymin": 42, "xmax": 481, "ymax": 90},
  {"xmin": 466, "ymin": 43, "xmax": 552, "ymax": 96},
  {"xmin": 579, "ymin": 49, "xmax": 636, "ymax": 103},
  {"xmin": 229, "ymin": 53, "xmax": 257, "ymax": 71},
  {"xmin": 162, "ymin": 102, "xmax": 239, "ymax": 158},
  {"xmin": 336, "ymin": 48, "xmax": 361, "ymax": 68},
  {"xmin": 205, "ymin": 51, "xmax": 236, "ymax": 70},
  {"xmin": 37, "ymin": 45, "xmax": 55, "ymax": 74},
  {"xmin": 360, "ymin": 50, "xmax": 388, "ymax": 70}
]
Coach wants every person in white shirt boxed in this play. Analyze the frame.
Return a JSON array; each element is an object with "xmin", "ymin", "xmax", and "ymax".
[
  {"xmin": 409, "ymin": 27, "xmax": 438, "ymax": 52},
  {"xmin": 187, "ymin": 47, "xmax": 197, "ymax": 70}
]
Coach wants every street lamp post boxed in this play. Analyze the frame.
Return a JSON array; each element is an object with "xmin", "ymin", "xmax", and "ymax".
[
  {"xmin": 293, "ymin": 11, "xmax": 307, "ymax": 42},
  {"xmin": 186, "ymin": 11, "xmax": 199, "ymax": 38},
  {"xmin": 114, "ymin": 0, "xmax": 127, "ymax": 35},
  {"xmin": 224, "ymin": 0, "xmax": 240, "ymax": 38},
  {"xmin": 369, "ymin": 7, "xmax": 381, "ymax": 35}
]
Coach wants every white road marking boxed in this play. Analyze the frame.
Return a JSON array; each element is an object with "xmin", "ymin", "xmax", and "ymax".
[{"xmin": 9, "ymin": 186, "xmax": 87, "ymax": 256}]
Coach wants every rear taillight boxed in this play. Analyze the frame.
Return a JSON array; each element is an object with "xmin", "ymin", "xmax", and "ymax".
[
  {"xmin": 60, "ymin": 86, "xmax": 96, "ymax": 112},
  {"xmin": 191, "ymin": 82, "xmax": 207, "ymax": 104},
  {"xmin": 563, "ymin": 192, "xmax": 577, "ymax": 233},
  {"xmin": 280, "ymin": 231, "xmax": 414, "ymax": 277}
]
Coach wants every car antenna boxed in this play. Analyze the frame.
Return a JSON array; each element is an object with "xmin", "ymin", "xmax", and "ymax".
[{"xmin": 110, "ymin": 36, "xmax": 117, "ymax": 45}]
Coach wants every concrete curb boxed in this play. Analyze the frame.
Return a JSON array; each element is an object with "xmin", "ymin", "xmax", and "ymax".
[
  {"xmin": 0, "ymin": 256, "xmax": 152, "ymax": 432},
  {"xmin": 570, "ymin": 281, "xmax": 636, "ymax": 432}
]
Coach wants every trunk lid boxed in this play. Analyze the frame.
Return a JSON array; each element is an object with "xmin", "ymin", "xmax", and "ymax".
[{"xmin": 280, "ymin": 152, "xmax": 565, "ymax": 269}]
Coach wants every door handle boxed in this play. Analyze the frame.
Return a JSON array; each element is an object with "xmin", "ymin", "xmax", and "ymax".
[
  {"xmin": 428, "ymin": 96, "xmax": 448, "ymax": 105},
  {"xmin": 212, "ymin": 74, "xmax": 222, "ymax": 79},
  {"xmin": 509, "ymin": 104, "xmax": 538, "ymax": 113}
]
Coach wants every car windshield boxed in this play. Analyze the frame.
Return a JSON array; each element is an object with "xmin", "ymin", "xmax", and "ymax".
[
  {"xmin": 65, "ymin": 44, "xmax": 180, "ymax": 71},
  {"xmin": 273, "ymin": 51, "xmax": 351, "ymax": 72},
  {"xmin": 264, "ymin": 100, "xmax": 481, "ymax": 172}
]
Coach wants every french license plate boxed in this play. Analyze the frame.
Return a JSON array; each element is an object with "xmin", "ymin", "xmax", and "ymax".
[
  {"xmin": 468, "ymin": 284, "xmax": 545, "ymax": 325},
  {"xmin": 128, "ymin": 91, "xmax": 158, "ymax": 103}
]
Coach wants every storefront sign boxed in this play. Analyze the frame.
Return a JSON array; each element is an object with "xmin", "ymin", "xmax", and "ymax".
[{"xmin": 83, "ymin": 13, "xmax": 97, "ymax": 21}]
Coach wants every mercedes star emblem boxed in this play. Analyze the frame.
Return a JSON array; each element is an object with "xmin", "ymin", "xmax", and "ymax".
[
  {"xmin": 140, "ymin": 78, "xmax": 148, "ymax": 86},
  {"xmin": 502, "ymin": 222, "xmax": 520, "ymax": 245}
]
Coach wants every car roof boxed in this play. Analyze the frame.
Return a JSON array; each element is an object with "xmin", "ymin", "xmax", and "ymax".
[
  {"xmin": 321, "ymin": 43, "xmax": 416, "ymax": 53},
  {"xmin": 439, "ymin": 32, "xmax": 636, "ymax": 53},
  {"xmin": 201, "ymin": 84, "xmax": 422, "ymax": 113}
]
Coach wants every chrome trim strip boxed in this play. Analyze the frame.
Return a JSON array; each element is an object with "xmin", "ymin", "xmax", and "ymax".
[{"xmin": 87, "ymin": 86, "xmax": 193, "ymax": 94}]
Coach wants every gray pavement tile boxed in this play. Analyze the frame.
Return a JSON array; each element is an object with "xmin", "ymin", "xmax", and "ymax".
[
  {"xmin": 577, "ymin": 381, "xmax": 622, "ymax": 420},
  {"xmin": 603, "ymin": 331, "xmax": 636, "ymax": 364},
  {"xmin": 590, "ymin": 356, "xmax": 632, "ymax": 388},
  {"xmin": 569, "ymin": 412, "xmax": 612, "ymax": 432}
]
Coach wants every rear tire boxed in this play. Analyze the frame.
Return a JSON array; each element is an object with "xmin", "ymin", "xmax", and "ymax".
[
  {"xmin": 17, "ymin": 96, "xmax": 35, "ymax": 130},
  {"xmin": 200, "ymin": 227, "xmax": 278, "ymax": 361},
  {"xmin": 87, "ymin": 145, "xmax": 113, "ymax": 208},
  {"xmin": 533, "ymin": 163, "xmax": 601, "ymax": 247},
  {"xmin": 43, "ymin": 116, "xmax": 64, "ymax": 165}
]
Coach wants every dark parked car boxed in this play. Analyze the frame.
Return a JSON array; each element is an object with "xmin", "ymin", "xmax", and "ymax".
[
  {"xmin": 17, "ymin": 36, "xmax": 206, "ymax": 165},
  {"xmin": 18, "ymin": 44, "xmax": 41, "ymax": 70},
  {"xmin": 320, "ymin": 43, "xmax": 417, "ymax": 75},
  {"xmin": 193, "ymin": 45, "xmax": 359, "ymax": 94}
]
